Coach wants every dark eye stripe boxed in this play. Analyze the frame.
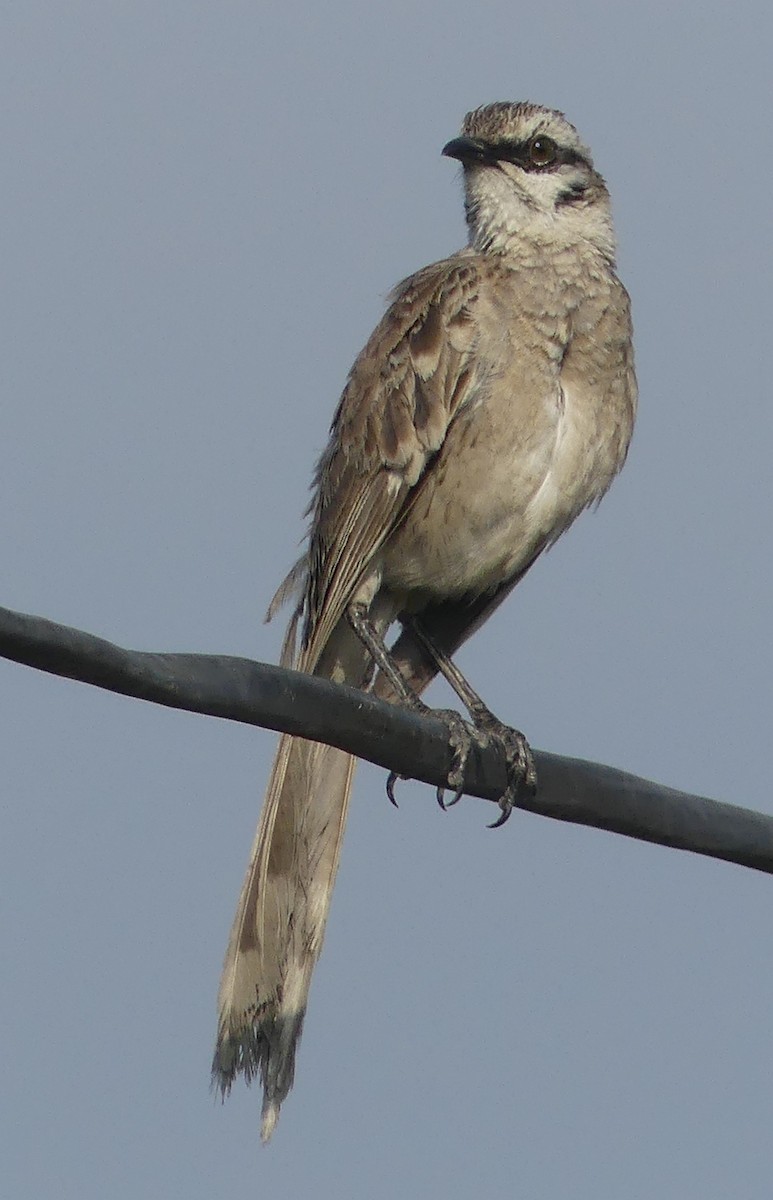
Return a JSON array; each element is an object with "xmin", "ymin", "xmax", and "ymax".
[{"xmin": 491, "ymin": 139, "xmax": 589, "ymax": 171}]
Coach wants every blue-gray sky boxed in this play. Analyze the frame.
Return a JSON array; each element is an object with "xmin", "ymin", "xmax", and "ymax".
[{"xmin": 2, "ymin": 3, "xmax": 772, "ymax": 1197}]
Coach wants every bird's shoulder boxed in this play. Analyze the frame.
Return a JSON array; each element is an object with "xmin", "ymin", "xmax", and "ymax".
[{"xmin": 324, "ymin": 253, "xmax": 486, "ymax": 483}]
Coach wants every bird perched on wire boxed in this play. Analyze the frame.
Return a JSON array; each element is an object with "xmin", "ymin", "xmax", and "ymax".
[{"xmin": 212, "ymin": 100, "xmax": 637, "ymax": 1141}]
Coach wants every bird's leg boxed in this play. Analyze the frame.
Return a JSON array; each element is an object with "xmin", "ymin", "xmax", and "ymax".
[
  {"xmin": 405, "ymin": 616, "xmax": 537, "ymax": 828},
  {"xmin": 346, "ymin": 602, "xmax": 475, "ymax": 809}
]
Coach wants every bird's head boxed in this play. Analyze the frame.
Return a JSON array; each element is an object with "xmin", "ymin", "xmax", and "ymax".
[{"xmin": 443, "ymin": 102, "xmax": 615, "ymax": 260}]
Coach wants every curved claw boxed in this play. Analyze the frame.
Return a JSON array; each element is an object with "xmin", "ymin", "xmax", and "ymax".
[
  {"xmin": 445, "ymin": 786, "xmax": 465, "ymax": 809},
  {"xmin": 436, "ymin": 783, "xmax": 465, "ymax": 811},
  {"xmin": 487, "ymin": 797, "xmax": 514, "ymax": 829},
  {"xmin": 386, "ymin": 772, "xmax": 401, "ymax": 808}
]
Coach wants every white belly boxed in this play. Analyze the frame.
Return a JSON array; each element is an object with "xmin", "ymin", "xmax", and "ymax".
[{"xmin": 381, "ymin": 382, "xmax": 616, "ymax": 601}]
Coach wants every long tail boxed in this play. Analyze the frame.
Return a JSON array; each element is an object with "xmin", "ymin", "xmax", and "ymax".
[{"xmin": 212, "ymin": 619, "xmax": 369, "ymax": 1141}]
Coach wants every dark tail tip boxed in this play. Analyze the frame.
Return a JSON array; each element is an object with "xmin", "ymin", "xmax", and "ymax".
[{"xmin": 211, "ymin": 1010, "xmax": 307, "ymax": 1140}]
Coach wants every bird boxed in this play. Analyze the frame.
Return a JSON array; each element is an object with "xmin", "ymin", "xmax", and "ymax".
[{"xmin": 212, "ymin": 100, "xmax": 637, "ymax": 1141}]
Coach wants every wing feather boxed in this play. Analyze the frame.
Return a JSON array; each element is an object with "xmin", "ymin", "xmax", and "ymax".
[{"xmin": 302, "ymin": 258, "xmax": 482, "ymax": 663}]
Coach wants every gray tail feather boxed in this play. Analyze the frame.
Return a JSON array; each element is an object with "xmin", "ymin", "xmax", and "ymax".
[{"xmin": 213, "ymin": 614, "xmax": 386, "ymax": 1140}]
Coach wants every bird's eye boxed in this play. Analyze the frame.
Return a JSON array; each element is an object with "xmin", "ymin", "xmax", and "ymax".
[{"xmin": 528, "ymin": 136, "xmax": 558, "ymax": 167}]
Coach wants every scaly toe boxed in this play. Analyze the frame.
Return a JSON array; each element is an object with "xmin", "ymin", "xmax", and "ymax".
[
  {"xmin": 433, "ymin": 708, "xmax": 478, "ymax": 812},
  {"xmin": 482, "ymin": 723, "xmax": 537, "ymax": 830}
]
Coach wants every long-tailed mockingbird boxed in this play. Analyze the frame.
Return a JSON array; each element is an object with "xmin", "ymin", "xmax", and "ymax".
[{"xmin": 212, "ymin": 100, "xmax": 637, "ymax": 1140}]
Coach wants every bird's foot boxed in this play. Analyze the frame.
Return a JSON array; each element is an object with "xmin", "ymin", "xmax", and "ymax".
[
  {"xmin": 386, "ymin": 706, "xmax": 477, "ymax": 811},
  {"xmin": 386, "ymin": 705, "xmax": 535, "ymax": 826},
  {"xmin": 384, "ymin": 705, "xmax": 472, "ymax": 811},
  {"xmin": 471, "ymin": 708, "xmax": 537, "ymax": 828},
  {"xmin": 432, "ymin": 708, "xmax": 481, "ymax": 812}
]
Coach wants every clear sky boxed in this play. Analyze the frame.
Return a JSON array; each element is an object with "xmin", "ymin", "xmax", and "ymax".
[{"xmin": 2, "ymin": 2, "xmax": 772, "ymax": 1197}]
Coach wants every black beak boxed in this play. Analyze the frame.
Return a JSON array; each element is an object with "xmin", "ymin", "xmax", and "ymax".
[{"xmin": 442, "ymin": 136, "xmax": 492, "ymax": 164}]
